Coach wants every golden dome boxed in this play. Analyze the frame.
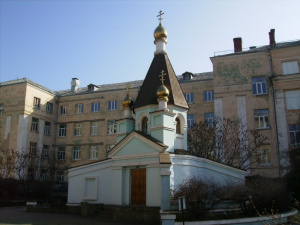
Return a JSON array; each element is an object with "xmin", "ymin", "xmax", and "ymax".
[
  {"xmin": 156, "ymin": 84, "xmax": 169, "ymax": 102},
  {"xmin": 123, "ymin": 95, "xmax": 133, "ymax": 109},
  {"xmin": 154, "ymin": 24, "xmax": 168, "ymax": 39}
]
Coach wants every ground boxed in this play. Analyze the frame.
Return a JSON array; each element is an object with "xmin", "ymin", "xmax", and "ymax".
[{"xmin": 0, "ymin": 206, "xmax": 145, "ymax": 225}]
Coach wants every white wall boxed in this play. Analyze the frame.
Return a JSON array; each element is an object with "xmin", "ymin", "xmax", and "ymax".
[
  {"xmin": 170, "ymin": 154, "xmax": 246, "ymax": 190},
  {"xmin": 68, "ymin": 157, "xmax": 163, "ymax": 207}
]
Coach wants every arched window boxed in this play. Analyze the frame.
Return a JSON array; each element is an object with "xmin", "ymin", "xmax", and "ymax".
[
  {"xmin": 176, "ymin": 117, "xmax": 181, "ymax": 134},
  {"xmin": 142, "ymin": 117, "xmax": 148, "ymax": 133}
]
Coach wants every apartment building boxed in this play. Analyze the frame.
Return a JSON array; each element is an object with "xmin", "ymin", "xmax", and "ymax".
[
  {"xmin": 211, "ymin": 30, "xmax": 300, "ymax": 177},
  {"xmin": 0, "ymin": 79, "xmax": 57, "ymax": 157}
]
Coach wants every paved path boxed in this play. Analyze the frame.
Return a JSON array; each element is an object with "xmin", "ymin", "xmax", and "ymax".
[{"xmin": 0, "ymin": 206, "xmax": 141, "ymax": 225}]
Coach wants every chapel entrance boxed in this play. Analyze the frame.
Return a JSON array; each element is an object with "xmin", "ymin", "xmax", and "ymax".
[{"xmin": 131, "ymin": 168, "xmax": 146, "ymax": 205}]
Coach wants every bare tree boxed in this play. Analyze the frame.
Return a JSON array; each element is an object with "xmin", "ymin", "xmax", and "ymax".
[
  {"xmin": 188, "ymin": 117, "xmax": 268, "ymax": 170},
  {"xmin": 0, "ymin": 149, "xmax": 19, "ymax": 180},
  {"xmin": 174, "ymin": 176, "xmax": 223, "ymax": 220},
  {"xmin": 0, "ymin": 147, "xmax": 71, "ymax": 203}
]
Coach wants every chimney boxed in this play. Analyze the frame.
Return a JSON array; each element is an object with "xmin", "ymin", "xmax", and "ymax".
[
  {"xmin": 233, "ymin": 37, "xmax": 242, "ymax": 53},
  {"xmin": 269, "ymin": 29, "xmax": 276, "ymax": 48},
  {"xmin": 71, "ymin": 78, "xmax": 80, "ymax": 92}
]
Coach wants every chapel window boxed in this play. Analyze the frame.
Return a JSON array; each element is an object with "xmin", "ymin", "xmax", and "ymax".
[
  {"xmin": 176, "ymin": 118, "xmax": 181, "ymax": 134},
  {"xmin": 142, "ymin": 117, "xmax": 148, "ymax": 134}
]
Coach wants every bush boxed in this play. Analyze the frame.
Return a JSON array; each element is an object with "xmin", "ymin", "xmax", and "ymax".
[
  {"xmin": 246, "ymin": 176, "xmax": 290, "ymax": 216},
  {"xmin": 174, "ymin": 176, "xmax": 222, "ymax": 220},
  {"xmin": 174, "ymin": 175, "xmax": 291, "ymax": 221}
]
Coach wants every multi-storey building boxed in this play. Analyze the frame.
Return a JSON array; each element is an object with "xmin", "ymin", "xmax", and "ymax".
[
  {"xmin": 0, "ymin": 29, "xmax": 299, "ymax": 180},
  {"xmin": 211, "ymin": 30, "xmax": 300, "ymax": 177},
  {"xmin": 0, "ymin": 79, "xmax": 57, "ymax": 158}
]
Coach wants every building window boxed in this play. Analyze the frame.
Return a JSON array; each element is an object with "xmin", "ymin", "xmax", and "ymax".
[
  {"xmin": 27, "ymin": 168, "xmax": 35, "ymax": 180},
  {"xmin": 57, "ymin": 147, "xmax": 65, "ymax": 160},
  {"xmin": 73, "ymin": 146, "xmax": 81, "ymax": 160},
  {"xmin": 285, "ymin": 90, "xmax": 300, "ymax": 110},
  {"xmin": 60, "ymin": 106, "xmax": 67, "ymax": 115},
  {"xmin": 187, "ymin": 114, "xmax": 195, "ymax": 129},
  {"xmin": 41, "ymin": 170, "xmax": 47, "ymax": 181},
  {"xmin": 57, "ymin": 171, "xmax": 64, "ymax": 182},
  {"xmin": 74, "ymin": 123, "xmax": 81, "ymax": 136},
  {"xmin": 204, "ymin": 91, "xmax": 214, "ymax": 102},
  {"xmin": 141, "ymin": 117, "xmax": 148, "ymax": 133},
  {"xmin": 184, "ymin": 93, "xmax": 194, "ymax": 104},
  {"xmin": 282, "ymin": 61, "xmax": 299, "ymax": 75},
  {"xmin": 29, "ymin": 142, "xmax": 37, "ymax": 156},
  {"xmin": 31, "ymin": 117, "xmax": 39, "ymax": 132},
  {"xmin": 106, "ymin": 144, "xmax": 115, "ymax": 158},
  {"xmin": 58, "ymin": 124, "xmax": 67, "ymax": 137},
  {"xmin": 75, "ymin": 104, "xmax": 84, "ymax": 114},
  {"xmin": 289, "ymin": 124, "xmax": 300, "ymax": 145},
  {"xmin": 46, "ymin": 102, "xmax": 53, "ymax": 113},
  {"xmin": 107, "ymin": 120, "xmax": 117, "ymax": 134},
  {"xmin": 90, "ymin": 121, "xmax": 98, "ymax": 135},
  {"xmin": 254, "ymin": 109, "xmax": 270, "ymax": 129},
  {"xmin": 252, "ymin": 77, "xmax": 267, "ymax": 95},
  {"xmin": 44, "ymin": 121, "xmax": 51, "ymax": 135},
  {"xmin": 33, "ymin": 97, "xmax": 41, "ymax": 108},
  {"xmin": 257, "ymin": 145, "xmax": 271, "ymax": 165},
  {"xmin": 205, "ymin": 113, "xmax": 215, "ymax": 127},
  {"xmin": 89, "ymin": 146, "xmax": 98, "ymax": 160},
  {"xmin": 42, "ymin": 145, "xmax": 49, "ymax": 158},
  {"xmin": 108, "ymin": 101, "xmax": 117, "ymax": 111},
  {"xmin": 91, "ymin": 102, "xmax": 100, "ymax": 112},
  {"xmin": 176, "ymin": 117, "xmax": 181, "ymax": 134},
  {"xmin": 0, "ymin": 104, "xmax": 4, "ymax": 117}
]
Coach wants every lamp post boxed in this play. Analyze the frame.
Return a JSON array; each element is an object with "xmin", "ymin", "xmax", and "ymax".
[{"xmin": 178, "ymin": 196, "xmax": 186, "ymax": 225}]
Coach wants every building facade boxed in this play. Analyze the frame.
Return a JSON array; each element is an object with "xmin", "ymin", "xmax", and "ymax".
[
  {"xmin": 211, "ymin": 31, "xmax": 300, "ymax": 177},
  {"xmin": 0, "ymin": 29, "xmax": 299, "ymax": 180}
]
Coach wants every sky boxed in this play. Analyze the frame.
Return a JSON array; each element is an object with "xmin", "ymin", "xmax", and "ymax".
[{"xmin": 0, "ymin": 0, "xmax": 300, "ymax": 91}]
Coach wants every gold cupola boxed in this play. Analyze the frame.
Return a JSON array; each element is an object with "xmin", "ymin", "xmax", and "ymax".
[
  {"xmin": 123, "ymin": 95, "xmax": 133, "ymax": 109},
  {"xmin": 156, "ymin": 84, "xmax": 169, "ymax": 102},
  {"xmin": 154, "ymin": 10, "xmax": 168, "ymax": 44},
  {"xmin": 123, "ymin": 84, "xmax": 133, "ymax": 109},
  {"xmin": 156, "ymin": 70, "xmax": 169, "ymax": 102},
  {"xmin": 154, "ymin": 24, "xmax": 168, "ymax": 40}
]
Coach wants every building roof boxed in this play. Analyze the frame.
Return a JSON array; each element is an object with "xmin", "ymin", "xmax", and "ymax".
[
  {"xmin": 213, "ymin": 39, "xmax": 300, "ymax": 57},
  {"xmin": 134, "ymin": 53, "xmax": 189, "ymax": 109},
  {"xmin": 1, "ymin": 72, "xmax": 213, "ymax": 98},
  {"xmin": 0, "ymin": 78, "xmax": 56, "ymax": 95},
  {"xmin": 56, "ymin": 79, "xmax": 144, "ymax": 97}
]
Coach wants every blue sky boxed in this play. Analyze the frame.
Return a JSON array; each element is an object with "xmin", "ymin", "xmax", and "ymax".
[{"xmin": 1, "ymin": 0, "xmax": 299, "ymax": 91}]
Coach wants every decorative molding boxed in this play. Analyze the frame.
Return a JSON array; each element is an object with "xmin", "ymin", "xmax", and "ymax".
[
  {"xmin": 150, "ymin": 110, "xmax": 176, "ymax": 117},
  {"xmin": 150, "ymin": 126, "xmax": 175, "ymax": 132}
]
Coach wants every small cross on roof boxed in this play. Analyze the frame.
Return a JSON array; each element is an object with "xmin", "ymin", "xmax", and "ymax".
[
  {"xmin": 157, "ymin": 10, "xmax": 164, "ymax": 25},
  {"xmin": 159, "ymin": 70, "xmax": 167, "ymax": 85}
]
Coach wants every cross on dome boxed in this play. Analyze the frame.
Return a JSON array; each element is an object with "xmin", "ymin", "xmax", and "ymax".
[
  {"xmin": 157, "ymin": 10, "xmax": 164, "ymax": 25},
  {"xmin": 159, "ymin": 70, "xmax": 167, "ymax": 85},
  {"xmin": 126, "ymin": 83, "xmax": 131, "ymax": 94}
]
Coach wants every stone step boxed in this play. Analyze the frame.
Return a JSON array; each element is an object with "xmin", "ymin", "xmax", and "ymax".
[{"xmin": 94, "ymin": 209, "xmax": 114, "ymax": 220}]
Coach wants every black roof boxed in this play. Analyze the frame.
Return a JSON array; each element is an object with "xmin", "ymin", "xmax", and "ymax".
[{"xmin": 134, "ymin": 53, "xmax": 189, "ymax": 109}]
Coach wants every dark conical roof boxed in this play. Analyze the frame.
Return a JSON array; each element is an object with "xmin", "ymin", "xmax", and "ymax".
[{"xmin": 134, "ymin": 53, "xmax": 188, "ymax": 109}]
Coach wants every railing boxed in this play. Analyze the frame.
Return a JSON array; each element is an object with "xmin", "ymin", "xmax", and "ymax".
[{"xmin": 214, "ymin": 48, "xmax": 250, "ymax": 57}]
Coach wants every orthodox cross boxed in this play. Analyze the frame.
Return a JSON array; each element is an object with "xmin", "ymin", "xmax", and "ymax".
[
  {"xmin": 159, "ymin": 70, "xmax": 167, "ymax": 85},
  {"xmin": 126, "ymin": 83, "xmax": 131, "ymax": 94},
  {"xmin": 157, "ymin": 10, "xmax": 164, "ymax": 25}
]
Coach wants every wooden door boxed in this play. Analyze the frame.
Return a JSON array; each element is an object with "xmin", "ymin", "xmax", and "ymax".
[{"xmin": 131, "ymin": 168, "xmax": 146, "ymax": 205}]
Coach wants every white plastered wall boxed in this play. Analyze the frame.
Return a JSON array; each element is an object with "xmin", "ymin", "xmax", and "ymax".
[{"xmin": 16, "ymin": 114, "xmax": 29, "ymax": 153}]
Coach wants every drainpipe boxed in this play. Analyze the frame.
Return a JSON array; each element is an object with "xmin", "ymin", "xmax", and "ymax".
[
  {"xmin": 52, "ymin": 96, "xmax": 59, "ymax": 181},
  {"xmin": 267, "ymin": 49, "xmax": 281, "ymax": 177}
]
